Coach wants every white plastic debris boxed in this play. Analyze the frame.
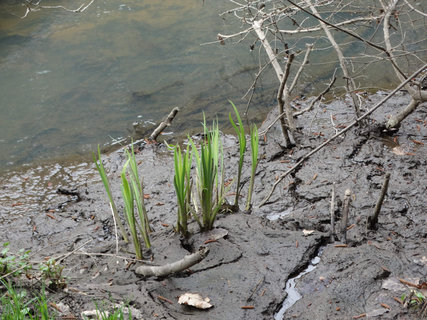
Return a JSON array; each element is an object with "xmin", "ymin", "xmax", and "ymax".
[
  {"xmin": 302, "ymin": 229, "xmax": 315, "ymax": 236},
  {"xmin": 178, "ymin": 293, "xmax": 213, "ymax": 309}
]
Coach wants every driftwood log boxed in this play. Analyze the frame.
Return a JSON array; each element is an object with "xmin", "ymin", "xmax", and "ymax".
[
  {"xmin": 149, "ymin": 107, "xmax": 179, "ymax": 141},
  {"xmin": 135, "ymin": 246, "xmax": 209, "ymax": 277}
]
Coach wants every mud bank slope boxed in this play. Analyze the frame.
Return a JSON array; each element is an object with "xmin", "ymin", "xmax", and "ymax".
[{"xmin": 0, "ymin": 91, "xmax": 426, "ymax": 319}]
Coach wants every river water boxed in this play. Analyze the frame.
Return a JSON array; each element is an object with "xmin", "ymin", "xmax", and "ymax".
[
  {"xmin": 0, "ymin": 0, "xmax": 425, "ymax": 174},
  {"xmin": 0, "ymin": 0, "xmax": 275, "ymax": 172}
]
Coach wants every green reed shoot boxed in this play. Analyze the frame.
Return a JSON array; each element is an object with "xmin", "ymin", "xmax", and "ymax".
[
  {"xmin": 124, "ymin": 144, "xmax": 151, "ymax": 249},
  {"xmin": 228, "ymin": 100, "xmax": 246, "ymax": 208},
  {"xmin": 94, "ymin": 146, "xmax": 128, "ymax": 243},
  {"xmin": 246, "ymin": 124, "xmax": 259, "ymax": 211},
  {"xmin": 190, "ymin": 119, "xmax": 224, "ymax": 230},
  {"xmin": 173, "ymin": 144, "xmax": 192, "ymax": 237},
  {"xmin": 121, "ymin": 162, "xmax": 142, "ymax": 260}
]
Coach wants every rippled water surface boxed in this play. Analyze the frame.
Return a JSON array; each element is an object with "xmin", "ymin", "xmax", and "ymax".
[
  {"xmin": 0, "ymin": 0, "xmax": 274, "ymax": 171},
  {"xmin": 1, "ymin": 0, "xmax": 425, "ymax": 174}
]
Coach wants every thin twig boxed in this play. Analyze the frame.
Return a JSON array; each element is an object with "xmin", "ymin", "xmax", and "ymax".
[
  {"xmin": 135, "ymin": 247, "xmax": 210, "ymax": 277},
  {"xmin": 330, "ymin": 182, "xmax": 336, "ymax": 243},
  {"xmin": 289, "ymin": 44, "xmax": 313, "ymax": 94},
  {"xmin": 367, "ymin": 173, "xmax": 391, "ymax": 230},
  {"xmin": 294, "ymin": 70, "xmax": 337, "ymax": 117}
]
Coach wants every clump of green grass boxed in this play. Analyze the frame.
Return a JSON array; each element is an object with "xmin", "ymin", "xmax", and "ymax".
[
  {"xmin": 173, "ymin": 144, "xmax": 192, "ymax": 237},
  {"xmin": 0, "ymin": 281, "xmax": 56, "ymax": 320},
  {"xmin": 0, "ymin": 242, "xmax": 31, "ymax": 278},
  {"xmin": 190, "ymin": 118, "xmax": 225, "ymax": 231},
  {"xmin": 94, "ymin": 146, "xmax": 129, "ymax": 243},
  {"xmin": 246, "ymin": 124, "xmax": 259, "ymax": 211},
  {"xmin": 95, "ymin": 144, "xmax": 151, "ymax": 260},
  {"xmin": 228, "ymin": 100, "xmax": 246, "ymax": 209},
  {"xmin": 121, "ymin": 144, "xmax": 151, "ymax": 260}
]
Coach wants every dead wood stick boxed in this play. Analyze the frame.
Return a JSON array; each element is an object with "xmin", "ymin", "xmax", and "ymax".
[
  {"xmin": 386, "ymin": 98, "xmax": 421, "ymax": 129},
  {"xmin": 340, "ymin": 189, "xmax": 352, "ymax": 243},
  {"xmin": 330, "ymin": 182, "xmax": 336, "ymax": 243},
  {"xmin": 277, "ymin": 54, "xmax": 294, "ymax": 145},
  {"xmin": 149, "ymin": 107, "xmax": 179, "ymax": 141},
  {"xmin": 135, "ymin": 246, "xmax": 209, "ymax": 277},
  {"xmin": 258, "ymin": 64, "xmax": 426, "ymax": 207},
  {"xmin": 367, "ymin": 173, "xmax": 391, "ymax": 230}
]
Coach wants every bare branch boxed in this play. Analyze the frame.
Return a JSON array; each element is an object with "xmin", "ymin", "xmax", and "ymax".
[
  {"xmin": 259, "ymin": 64, "xmax": 426, "ymax": 207},
  {"xmin": 135, "ymin": 247, "xmax": 209, "ymax": 277},
  {"xmin": 403, "ymin": 0, "xmax": 427, "ymax": 17},
  {"xmin": 305, "ymin": 0, "xmax": 361, "ymax": 116},
  {"xmin": 289, "ymin": 44, "xmax": 313, "ymax": 94}
]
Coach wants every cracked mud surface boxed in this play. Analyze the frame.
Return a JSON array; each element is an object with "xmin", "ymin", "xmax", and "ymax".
[{"xmin": 0, "ymin": 91, "xmax": 426, "ymax": 319}]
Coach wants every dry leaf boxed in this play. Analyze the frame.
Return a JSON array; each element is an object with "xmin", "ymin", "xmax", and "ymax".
[
  {"xmin": 302, "ymin": 229, "xmax": 315, "ymax": 236},
  {"xmin": 178, "ymin": 293, "xmax": 213, "ymax": 309}
]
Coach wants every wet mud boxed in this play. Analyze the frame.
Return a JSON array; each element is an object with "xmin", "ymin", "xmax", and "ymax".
[{"xmin": 0, "ymin": 91, "xmax": 426, "ymax": 319}]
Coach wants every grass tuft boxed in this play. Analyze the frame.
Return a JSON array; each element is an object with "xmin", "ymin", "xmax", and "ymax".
[
  {"xmin": 246, "ymin": 124, "xmax": 259, "ymax": 211},
  {"xmin": 94, "ymin": 146, "xmax": 129, "ymax": 243},
  {"xmin": 228, "ymin": 100, "xmax": 246, "ymax": 209},
  {"xmin": 173, "ymin": 144, "xmax": 192, "ymax": 237},
  {"xmin": 190, "ymin": 118, "xmax": 225, "ymax": 230}
]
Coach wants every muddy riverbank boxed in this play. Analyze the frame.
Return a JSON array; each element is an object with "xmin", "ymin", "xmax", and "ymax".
[{"xmin": 0, "ymin": 90, "xmax": 426, "ymax": 319}]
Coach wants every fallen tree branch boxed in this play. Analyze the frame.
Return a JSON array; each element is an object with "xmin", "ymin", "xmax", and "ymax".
[
  {"xmin": 367, "ymin": 173, "xmax": 391, "ymax": 230},
  {"xmin": 149, "ymin": 107, "xmax": 179, "ymax": 141},
  {"xmin": 135, "ymin": 246, "xmax": 209, "ymax": 277},
  {"xmin": 259, "ymin": 64, "xmax": 426, "ymax": 207}
]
